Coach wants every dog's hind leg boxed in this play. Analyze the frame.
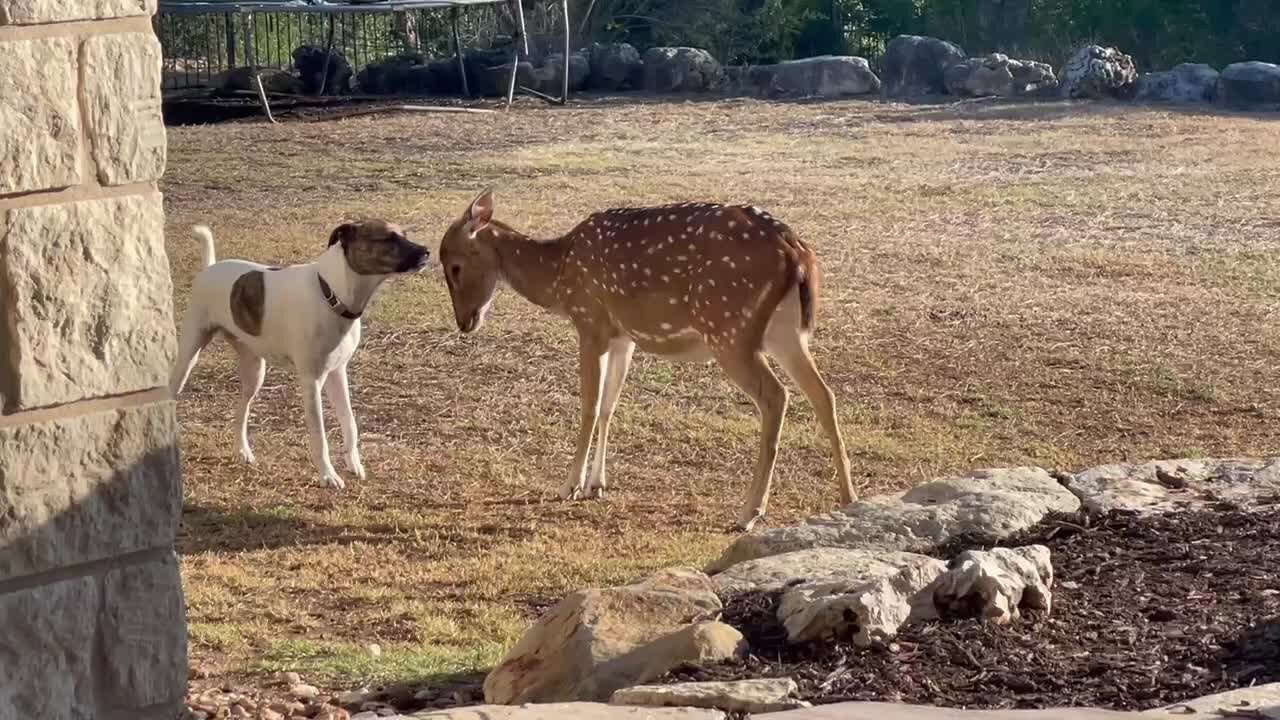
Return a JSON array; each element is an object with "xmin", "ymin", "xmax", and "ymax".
[
  {"xmin": 299, "ymin": 373, "xmax": 344, "ymax": 490},
  {"xmin": 323, "ymin": 364, "xmax": 365, "ymax": 482},
  {"xmin": 231, "ymin": 341, "xmax": 266, "ymax": 465},
  {"xmin": 169, "ymin": 311, "xmax": 215, "ymax": 397}
]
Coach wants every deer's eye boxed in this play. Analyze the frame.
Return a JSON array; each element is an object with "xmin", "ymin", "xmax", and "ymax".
[{"xmin": 450, "ymin": 264, "xmax": 462, "ymax": 279}]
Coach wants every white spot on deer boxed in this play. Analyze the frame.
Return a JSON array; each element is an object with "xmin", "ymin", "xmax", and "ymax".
[
  {"xmin": 660, "ymin": 322, "xmax": 673, "ymax": 330},
  {"xmin": 708, "ymin": 278, "xmax": 716, "ymax": 287},
  {"xmin": 683, "ymin": 294, "xmax": 689, "ymax": 302},
  {"xmin": 715, "ymin": 210, "xmax": 723, "ymax": 217},
  {"xmin": 667, "ymin": 214, "xmax": 677, "ymax": 221},
  {"xmin": 728, "ymin": 221, "xmax": 737, "ymax": 229},
  {"xmin": 685, "ymin": 226, "xmax": 694, "ymax": 233}
]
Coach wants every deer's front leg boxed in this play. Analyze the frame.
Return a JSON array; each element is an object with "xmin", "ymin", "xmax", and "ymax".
[{"xmin": 560, "ymin": 336, "xmax": 608, "ymax": 500}]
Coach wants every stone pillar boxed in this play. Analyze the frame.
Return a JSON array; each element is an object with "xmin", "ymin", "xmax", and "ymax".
[{"xmin": 0, "ymin": 0, "xmax": 186, "ymax": 718}]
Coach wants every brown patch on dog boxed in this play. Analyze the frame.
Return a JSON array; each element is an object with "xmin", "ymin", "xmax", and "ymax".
[
  {"xmin": 230, "ymin": 270, "xmax": 267, "ymax": 336},
  {"xmin": 329, "ymin": 220, "xmax": 429, "ymax": 276}
]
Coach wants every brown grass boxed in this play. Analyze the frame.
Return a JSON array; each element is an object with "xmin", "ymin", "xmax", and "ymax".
[{"xmin": 165, "ymin": 96, "xmax": 1280, "ymax": 693}]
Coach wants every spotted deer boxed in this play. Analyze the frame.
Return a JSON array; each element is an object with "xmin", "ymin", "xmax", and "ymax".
[{"xmin": 439, "ymin": 190, "xmax": 854, "ymax": 531}]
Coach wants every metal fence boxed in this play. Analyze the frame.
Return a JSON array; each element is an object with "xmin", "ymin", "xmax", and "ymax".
[{"xmin": 156, "ymin": 2, "xmax": 508, "ymax": 90}]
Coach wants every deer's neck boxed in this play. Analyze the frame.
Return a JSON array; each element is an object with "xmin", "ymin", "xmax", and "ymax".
[{"xmin": 484, "ymin": 227, "xmax": 566, "ymax": 311}]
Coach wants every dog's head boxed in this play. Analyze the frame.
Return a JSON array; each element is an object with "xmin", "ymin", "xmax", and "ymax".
[
  {"xmin": 439, "ymin": 189, "xmax": 502, "ymax": 334},
  {"xmin": 329, "ymin": 219, "xmax": 430, "ymax": 276}
]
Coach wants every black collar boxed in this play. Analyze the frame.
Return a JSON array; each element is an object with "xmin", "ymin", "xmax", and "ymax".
[{"xmin": 317, "ymin": 274, "xmax": 362, "ymax": 320}]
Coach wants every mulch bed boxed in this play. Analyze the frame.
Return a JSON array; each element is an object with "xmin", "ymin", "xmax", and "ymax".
[{"xmin": 666, "ymin": 508, "xmax": 1280, "ymax": 711}]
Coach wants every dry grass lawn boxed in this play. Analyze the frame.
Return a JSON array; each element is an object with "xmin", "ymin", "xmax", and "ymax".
[{"xmin": 164, "ymin": 96, "xmax": 1280, "ymax": 694}]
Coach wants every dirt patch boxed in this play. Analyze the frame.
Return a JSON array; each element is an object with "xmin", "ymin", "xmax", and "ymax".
[{"xmin": 668, "ymin": 509, "xmax": 1280, "ymax": 710}]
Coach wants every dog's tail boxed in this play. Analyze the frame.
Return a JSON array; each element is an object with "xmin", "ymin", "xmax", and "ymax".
[{"xmin": 192, "ymin": 225, "xmax": 216, "ymax": 268}]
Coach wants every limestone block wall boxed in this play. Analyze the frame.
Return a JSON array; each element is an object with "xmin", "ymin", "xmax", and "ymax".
[{"xmin": 0, "ymin": 0, "xmax": 186, "ymax": 717}]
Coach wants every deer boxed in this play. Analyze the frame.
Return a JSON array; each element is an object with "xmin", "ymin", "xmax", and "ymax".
[{"xmin": 438, "ymin": 190, "xmax": 854, "ymax": 532}]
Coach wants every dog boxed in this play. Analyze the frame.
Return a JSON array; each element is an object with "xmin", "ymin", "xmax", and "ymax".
[{"xmin": 169, "ymin": 220, "xmax": 430, "ymax": 489}]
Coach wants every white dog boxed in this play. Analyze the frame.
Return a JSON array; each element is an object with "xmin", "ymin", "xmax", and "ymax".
[{"xmin": 169, "ymin": 220, "xmax": 430, "ymax": 489}]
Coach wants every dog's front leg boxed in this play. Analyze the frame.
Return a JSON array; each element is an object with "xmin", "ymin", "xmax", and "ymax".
[
  {"xmin": 300, "ymin": 374, "xmax": 344, "ymax": 490},
  {"xmin": 323, "ymin": 364, "xmax": 365, "ymax": 481}
]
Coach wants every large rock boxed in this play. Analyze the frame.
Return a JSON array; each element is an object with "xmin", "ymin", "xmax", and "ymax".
[
  {"xmin": 709, "ymin": 467, "xmax": 1079, "ymax": 571},
  {"xmin": 643, "ymin": 47, "xmax": 721, "ymax": 93},
  {"xmin": 1217, "ymin": 61, "xmax": 1280, "ymax": 109},
  {"xmin": 1065, "ymin": 457, "xmax": 1280, "ymax": 514},
  {"xmin": 0, "ymin": 36, "xmax": 82, "ymax": 195},
  {"xmin": 223, "ymin": 66, "xmax": 303, "ymax": 95},
  {"xmin": 1144, "ymin": 682, "xmax": 1280, "ymax": 717},
  {"xmin": 0, "ymin": 193, "xmax": 176, "ymax": 410},
  {"xmin": 882, "ymin": 34, "xmax": 965, "ymax": 96},
  {"xmin": 1060, "ymin": 44, "xmax": 1138, "ymax": 99},
  {"xmin": 1136, "ymin": 63, "xmax": 1218, "ymax": 103},
  {"xmin": 779, "ymin": 555, "xmax": 947, "ymax": 645},
  {"xmin": 413, "ymin": 704, "xmax": 725, "ymax": 719},
  {"xmin": 589, "ymin": 42, "xmax": 643, "ymax": 90},
  {"xmin": 293, "ymin": 44, "xmax": 353, "ymax": 95},
  {"xmin": 483, "ymin": 568, "xmax": 744, "ymax": 704},
  {"xmin": 356, "ymin": 52, "xmax": 426, "ymax": 94},
  {"xmin": 944, "ymin": 53, "xmax": 1057, "ymax": 97},
  {"xmin": 531, "ymin": 52, "xmax": 591, "ymax": 95},
  {"xmin": 713, "ymin": 548, "xmax": 937, "ymax": 595},
  {"xmin": 0, "ymin": 576, "xmax": 97, "ymax": 719},
  {"xmin": 0, "ymin": 0, "xmax": 154, "ymax": 24},
  {"xmin": 611, "ymin": 678, "xmax": 809, "ymax": 714},
  {"xmin": 764, "ymin": 703, "xmax": 1135, "ymax": 719},
  {"xmin": 0, "ymin": 402, "xmax": 181, "ymax": 581},
  {"xmin": 738, "ymin": 55, "xmax": 880, "ymax": 98},
  {"xmin": 933, "ymin": 546, "xmax": 1052, "ymax": 624}
]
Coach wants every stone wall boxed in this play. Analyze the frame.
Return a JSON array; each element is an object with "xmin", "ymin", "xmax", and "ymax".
[{"xmin": 0, "ymin": 0, "xmax": 186, "ymax": 717}]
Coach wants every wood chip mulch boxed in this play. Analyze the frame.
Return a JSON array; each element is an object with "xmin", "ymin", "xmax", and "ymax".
[{"xmin": 666, "ymin": 508, "xmax": 1280, "ymax": 711}]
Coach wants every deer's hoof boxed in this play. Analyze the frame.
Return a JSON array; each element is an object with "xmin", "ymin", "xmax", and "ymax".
[{"xmin": 735, "ymin": 512, "xmax": 765, "ymax": 533}]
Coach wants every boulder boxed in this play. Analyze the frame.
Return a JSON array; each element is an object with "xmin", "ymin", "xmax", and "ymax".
[
  {"xmin": 1059, "ymin": 44, "xmax": 1137, "ymax": 99},
  {"xmin": 933, "ymin": 546, "xmax": 1053, "ymax": 624},
  {"xmin": 882, "ymin": 34, "xmax": 966, "ymax": 96},
  {"xmin": 412, "ymin": 703, "xmax": 726, "ymax": 719},
  {"xmin": 611, "ymin": 678, "xmax": 809, "ymax": 714},
  {"xmin": 356, "ymin": 53, "xmax": 426, "ymax": 94},
  {"xmin": 221, "ymin": 67, "xmax": 301, "ymax": 94},
  {"xmin": 1136, "ymin": 63, "xmax": 1219, "ymax": 103},
  {"xmin": 709, "ymin": 467, "xmax": 1079, "ymax": 572},
  {"xmin": 292, "ymin": 45, "xmax": 352, "ymax": 94},
  {"xmin": 735, "ymin": 55, "xmax": 880, "ymax": 98},
  {"xmin": 1217, "ymin": 61, "xmax": 1280, "ymax": 109},
  {"xmin": 778, "ymin": 555, "xmax": 947, "ymax": 645},
  {"xmin": 530, "ymin": 52, "xmax": 590, "ymax": 95},
  {"xmin": 483, "ymin": 568, "xmax": 745, "ymax": 704},
  {"xmin": 713, "ymin": 548, "xmax": 937, "ymax": 595},
  {"xmin": 1064, "ymin": 456, "xmax": 1280, "ymax": 514},
  {"xmin": 944, "ymin": 53, "xmax": 1056, "ymax": 97},
  {"xmin": 1144, "ymin": 682, "xmax": 1280, "ymax": 717},
  {"xmin": 589, "ymin": 42, "xmax": 643, "ymax": 90},
  {"xmin": 643, "ymin": 47, "xmax": 721, "ymax": 93}
]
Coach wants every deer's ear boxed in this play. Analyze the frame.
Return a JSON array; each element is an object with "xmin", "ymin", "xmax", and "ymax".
[
  {"xmin": 329, "ymin": 222, "xmax": 357, "ymax": 248},
  {"xmin": 465, "ymin": 189, "xmax": 494, "ymax": 237}
]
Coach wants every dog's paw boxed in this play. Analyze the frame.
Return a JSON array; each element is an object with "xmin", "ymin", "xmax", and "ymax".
[
  {"xmin": 346, "ymin": 452, "xmax": 366, "ymax": 481},
  {"xmin": 238, "ymin": 447, "xmax": 256, "ymax": 465},
  {"xmin": 321, "ymin": 472, "xmax": 346, "ymax": 491}
]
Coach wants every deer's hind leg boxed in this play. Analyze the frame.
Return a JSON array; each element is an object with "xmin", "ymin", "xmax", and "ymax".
[{"xmin": 765, "ymin": 289, "xmax": 855, "ymax": 506}]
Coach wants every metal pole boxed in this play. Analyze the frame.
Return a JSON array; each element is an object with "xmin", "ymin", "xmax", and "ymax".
[
  {"xmin": 559, "ymin": 0, "xmax": 569, "ymax": 104},
  {"xmin": 505, "ymin": 0, "xmax": 525, "ymax": 109},
  {"xmin": 319, "ymin": 14, "xmax": 335, "ymax": 96},
  {"xmin": 451, "ymin": 7, "xmax": 470, "ymax": 98}
]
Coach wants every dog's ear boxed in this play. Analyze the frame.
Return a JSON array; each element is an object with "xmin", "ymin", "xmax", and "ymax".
[
  {"xmin": 465, "ymin": 189, "xmax": 494, "ymax": 238},
  {"xmin": 328, "ymin": 223, "xmax": 358, "ymax": 248}
]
